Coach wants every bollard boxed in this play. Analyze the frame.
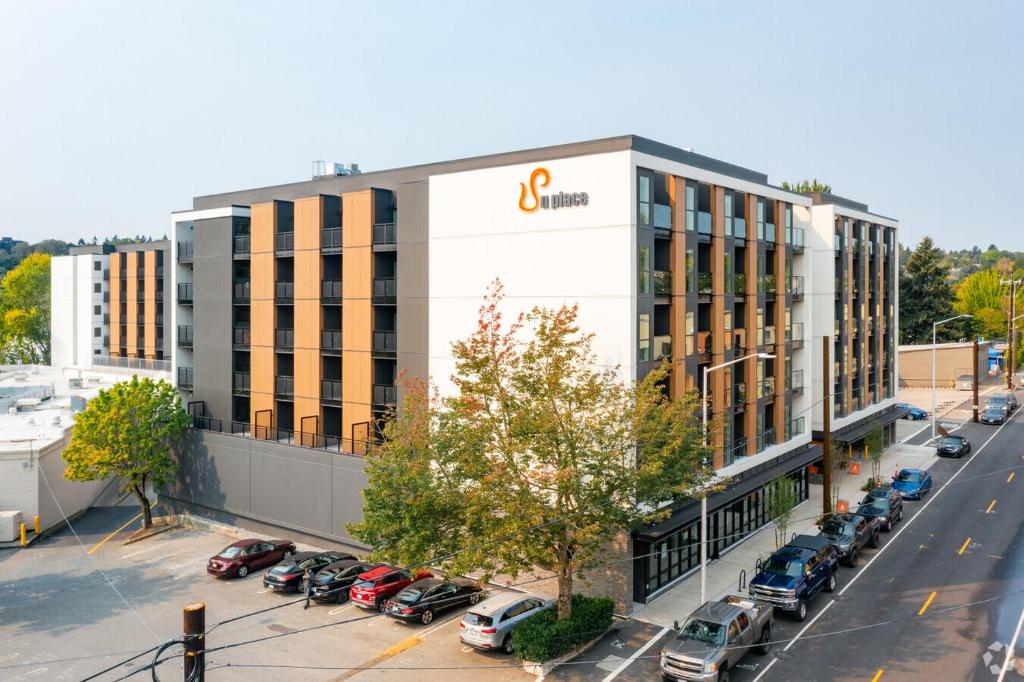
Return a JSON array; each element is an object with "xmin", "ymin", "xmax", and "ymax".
[
  {"xmin": 33, "ymin": 515, "xmax": 40, "ymax": 534},
  {"xmin": 19, "ymin": 522, "xmax": 26, "ymax": 546}
]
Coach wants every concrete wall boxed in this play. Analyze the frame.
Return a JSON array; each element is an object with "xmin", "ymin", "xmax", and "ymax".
[
  {"xmin": 161, "ymin": 429, "xmax": 369, "ymax": 548},
  {"xmin": 899, "ymin": 343, "xmax": 988, "ymax": 388}
]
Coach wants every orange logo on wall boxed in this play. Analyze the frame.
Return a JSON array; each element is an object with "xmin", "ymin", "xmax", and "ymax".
[{"xmin": 518, "ymin": 167, "xmax": 589, "ymax": 213}]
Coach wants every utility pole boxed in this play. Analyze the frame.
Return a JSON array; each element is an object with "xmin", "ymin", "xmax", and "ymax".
[
  {"xmin": 973, "ymin": 336, "xmax": 980, "ymax": 423},
  {"xmin": 822, "ymin": 335, "xmax": 832, "ymax": 517},
  {"xmin": 1001, "ymin": 274, "xmax": 1021, "ymax": 389},
  {"xmin": 183, "ymin": 602, "xmax": 205, "ymax": 681}
]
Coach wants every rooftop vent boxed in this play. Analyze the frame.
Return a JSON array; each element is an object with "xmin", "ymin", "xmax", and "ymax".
[{"xmin": 312, "ymin": 161, "xmax": 362, "ymax": 179}]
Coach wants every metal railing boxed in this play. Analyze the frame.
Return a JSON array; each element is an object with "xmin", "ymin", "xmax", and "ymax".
[
  {"xmin": 190, "ymin": 415, "xmax": 376, "ymax": 457},
  {"xmin": 275, "ymin": 232, "xmax": 294, "ymax": 252},
  {"xmin": 756, "ymin": 426, "xmax": 777, "ymax": 453},
  {"xmin": 734, "ymin": 217, "xmax": 747, "ymax": 240},
  {"xmin": 275, "ymin": 281, "xmax": 294, "ymax": 301},
  {"xmin": 93, "ymin": 355, "xmax": 172, "ymax": 372},
  {"xmin": 177, "ymin": 282, "xmax": 193, "ymax": 303},
  {"xmin": 765, "ymin": 222, "xmax": 776, "ymax": 243},
  {"xmin": 233, "ymin": 327, "xmax": 250, "ymax": 348},
  {"xmin": 373, "ymin": 330, "xmax": 397, "ymax": 353},
  {"xmin": 321, "ymin": 227, "xmax": 342, "ymax": 250},
  {"xmin": 734, "ymin": 273, "xmax": 747, "ymax": 294},
  {"xmin": 321, "ymin": 280, "xmax": 342, "ymax": 300},
  {"xmin": 275, "ymin": 328, "xmax": 294, "ymax": 349},
  {"xmin": 653, "ymin": 204, "xmax": 672, "ymax": 230},
  {"xmin": 763, "ymin": 325, "xmax": 776, "ymax": 346},
  {"xmin": 177, "ymin": 325, "xmax": 193, "ymax": 348},
  {"xmin": 759, "ymin": 274, "xmax": 777, "ymax": 295},
  {"xmin": 373, "ymin": 222, "xmax": 397, "ymax": 245},
  {"xmin": 734, "ymin": 382, "xmax": 747, "ymax": 406},
  {"xmin": 654, "ymin": 270, "xmax": 671, "ymax": 295},
  {"xmin": 275, "ymin": 376, "xmax": 294, "ymax": 397},
  {"xmin": 233, "ymin": 281, "xmax": 250, "ymax": 301},
  {"xmin": 373, "ymin": 277, "xmax": 397, "ymax": 302},
  {"xmin": 760, "ymin": 375, "xmax": 776, "ymax": 398},
  {"xmin": 788, "ymin": 369, "xmax": 804, "ymax": 393},
  {"xmin": 321, "ymin": 329, "xmax": 342, "ymax": 351},
  {"xmin": 233, "ymin": 235, "xmax": 250, "ymax": 255},
  {"xmin": 321, "ymin": 379, "xmax": 342, "ymax": 402},
  {"xmin": 697, "ymin": 272, "xmax": 712, "ymax": 294},
  {"xmin": 790, "ymin": 275, "xmax": 804, "ymax": 298},
  {"xmin": 791, "ymin": 227, "xmax": 805, "ymax": 251},
  {"xmin": 726, "ymin": 437, "xmax": 749, "ymax": 464},
  {"xmin": 790, "ymin": 416, "xmax": 806, "ymax": 437},
  {"xmin": 697, "ymin": 211, "xmax": 713, "ymax": 235},
  {"xmin": 373, "ymin": 383, "xmax": 397, "ymax": 406},
  {"xmin": 233, "ymin": 372, "xmax": 250, "ymax": 394},
  {"xmin": 177, "ymin": 241, "xmax": 193, "ymax": 262},
  {"xmin": 177, "ymin": 367, "xmax": 194, "ymax": 389},
  {"xmin": 653, "ymin": 335, "xmax": 671, "ymax": 361}
]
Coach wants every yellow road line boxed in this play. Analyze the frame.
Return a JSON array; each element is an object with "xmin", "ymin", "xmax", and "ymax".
[
  {"xmin": 1008, "ymin": 472, "xmax": 1015, "ymax": 483},
  {"xmin": 958, "ymin": 537, "xmax": 972, "ymax": 556},
  {"xmin": 871, "ymin": 669, "xmax": 885, "ymax": 682},
  {"xmin": 382, "ymin": 636, "xmax": 422, "ymax": 657},
  {"xmin": 333, "ymin": 634, "xmax": 424, "ymax": 680},
  {"xmin": 987, "ymin": 499, "xmax": 997, "ymax": 514},
  {"xmin": 87, "ymin": 503, "xmax": 159, "ymax": 555},
  {"xmin": 918, "ymin": 591, "xmax": 937, "ymax": 616}
]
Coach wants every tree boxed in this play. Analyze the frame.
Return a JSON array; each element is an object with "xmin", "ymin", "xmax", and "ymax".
[
  {"xmin": 766, "ymin": 475, "xmax": 799, "ymax": 550},
  {"xmin": 64, "ymin": 376, "xmax": 190, "ymax": 528},
  {"xmin": 899, "ymin": 237, "xmax": 961, "ymax": 344},
  {"xmin": 348, "ymin": 282, "xmax": 712, "ymax": 620},
  {"xmin": 0, "ymin": 253, "xmax": 51, "ymax": 363},
  {"xmin": 954, "ymin": 268, "xmax": 1024, "ymax": 341},
  {"xmin": 864, "ymin": 426, "xmax": 885, "ymax": 485},
  {"xmin": 780, "ymin": 179, "xmax": 832, "ymax": 194}
]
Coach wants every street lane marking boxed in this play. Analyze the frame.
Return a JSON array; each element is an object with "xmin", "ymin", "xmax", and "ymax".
[
  {"xmin": 753, "ymin": 600, "xmax": 836, "ymax": 681},
  {"xmin": 918, "ymin": 591, "xmax": 937, "ymax": 616},
  {"xmin": 600, "ymin": 626, "xmax": 669, "ymax": 682},
  {"xmin": 998, "ymin": 603, "xmax": 1024, "ymax": 681},
  {"xmin": 871, "ymin": 670, "xmax": 885, "ymax": 682},
  {"xmin": 958, "ymin": 537, "xmax": 972, "ymax": 555},
  {"xmin": 1008, "ymin": 472, "xmax": 1015, "ymax": 482},
  {"xmin": 87, "ymin": 511, "xmax": 142, "ymax": 554},
  {"xmin": 987, "ymin": 499, "xmax": 998, "ymax": 514}
]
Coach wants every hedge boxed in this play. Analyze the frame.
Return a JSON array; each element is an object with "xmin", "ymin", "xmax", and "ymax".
[{"xmin": 511, "ymin": 594, "xmax": 615, "ymax": 662}]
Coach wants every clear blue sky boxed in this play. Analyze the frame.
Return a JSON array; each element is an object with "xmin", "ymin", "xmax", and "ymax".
[{"xmin": 0, "ymin": 1, "xmax": 1020, "ymax": 250}]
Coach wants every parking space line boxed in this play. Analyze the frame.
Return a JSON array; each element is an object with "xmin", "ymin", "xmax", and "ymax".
[
  {"xmin": 419, "ymin": 611, "xmax": 469, "ymax": 639},
  {"xmin": 918, "ymin": 591, "xmax": 937, "ymax": 616},
  {"xmin": 1009, "ymin": 472, "xmax": 1016, "ymax": 483},
  {"xmin": 958, "ymin": 537, "xmax": 971, "ymax": 556},
  {"xmin": 986, "ymin": 499, "xmax": 998, "ymax": 514},
  {"xmin": 87, "ymin": 511, "xmax": 143, "ymax": 554},
  {"xmin": 600, "ymin": 626, "xmax": 669, "ymax": 682},
  {"xmin": 328, "ymin": 603, "xmax": 353, "ymax": 616},
  {"xmin": 871, "ymin": 669, "xmax": 885, "ymax": 682},
  {"xmin": 120, "ymin": 543, "xmax": 166, "ymax": 559},
  {"xmin": 997, "ymin": 604, "xmax": 1024, "ymax": 681}
]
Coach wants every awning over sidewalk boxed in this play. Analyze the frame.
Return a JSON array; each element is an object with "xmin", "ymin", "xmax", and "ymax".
[{"xmin": 829, "ymin": 404, "xmax": 909, "ymax": 444}]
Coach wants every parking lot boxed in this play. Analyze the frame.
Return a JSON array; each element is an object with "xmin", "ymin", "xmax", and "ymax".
[{"xmin": 0, "ymin": 506, "xmax": 533, "ymax": 681}]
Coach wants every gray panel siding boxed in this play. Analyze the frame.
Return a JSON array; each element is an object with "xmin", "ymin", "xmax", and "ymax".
[
  {"xmin": 396, "ymin": 180, "xmax": 429, "ymax": 387},
  {"xmin": 192, "ymin": 217, "xmax": 233, "ymax": 420}
]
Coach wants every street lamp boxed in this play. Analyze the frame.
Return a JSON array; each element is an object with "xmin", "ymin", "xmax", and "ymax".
[
  {"xmin": 698, "ymin": 351, "xmax": 774, "ymax": 605},
  {"xmin": 932, "ymin": 314, "xmax": 972, "ymax": 440}
]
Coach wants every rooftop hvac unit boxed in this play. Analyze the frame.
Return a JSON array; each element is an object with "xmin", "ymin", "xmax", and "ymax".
[
  {"xmin": 69, "ymin": 377, "xmax": 83, "ymax": 389},
  {"xmin": 0, "ymin": 511, "xmax": 23, "ymax": 542}
]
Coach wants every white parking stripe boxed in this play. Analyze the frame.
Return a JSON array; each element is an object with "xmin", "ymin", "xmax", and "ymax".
[
  {"xmin": 997, "ymin": 604, "xmax": 1024, "ymax": 681},
  {"xmin": 328, "ymin": 603, "xmax": 354, "ymax": 616},
  {"xmin": 419, "ymin": 612, "xmax": 466, "ymax": 639},
  {"xmin": 600, "ymin": 626, "xmax": 668, "ymax": 682}
]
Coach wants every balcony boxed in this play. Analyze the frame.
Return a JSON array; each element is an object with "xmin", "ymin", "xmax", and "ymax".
[
  {"xmin": 233, "ymin": 235, "xmax": 250, "ymax": 255},
  {"xmin": 275, "ymin": 231, "xmax": 294, "ymax": 253},
  {"xmin": 734, "ymin": 328, "xmax": 747, "ymax": 351},
  {"xmin": 275, "ymin": 376, "xmax": 294, "ymax": 398},
  {"xmin": 734, "ymin": 273, "xmax": 747, "ymax": 295},
  {"xmin": 177, "ymin": 241, "xmax": 193, "ymax": 262},
  {"xmin": 233, "ymin": 281, "xmax": 250, "ymax": 302},
  {"xmin": 790, "ymin": 416, "xmax": 806, "ymax": 437},
  {"xmin": 321, "ymin": 327, "xmax": 342, "ymax": 350},
  {"xmin": 697, "ymin": 211, "xmax": 712, "ymax": 235},
  {"xmin": 156, "ymin": 313, "xmax": 164, "ymax": 325},
  {"xmin": 653, "ymin": 270, "xmax": 671, "ymax": 295},
  {"xmin": 760, "ymin": 375, "xmax": 776, "ymax": 399},
  {"xmin": 788, "ymin": 369, "xmax": 805, "ymax": 393},
  {"xmin": 759, "ymin": 274, "xmax": 777, "ymax": 295},
  {"xmin": 177, "ymin": 367, "xmax": 193, "ymax": 390},
  {"xmin": 734, "ymin": 382, "xmax": 747, "ymax": 408},
  {"xmin": 789, "ymin": 322, "xmax": 805, "ymax": 349},
  {"xmin": 763, "ymin": 325, "xmax": 776, "ymax": 346},
  {"xmin": 321, "ymin": 379, "xmax": 343, "ymax": 403},
  {"xmin": 103, "ymin": 269, "xmax": 110, "ymax": 281},
  {"xmin": 177, "ymin": 282, "xmax": 193, "ymax": 304},
  {"xmin": 321, "ymin": 280, "xmax": 342, "ymax": 301},
  {"xmin": 790, "ymin": 275, "xmax": 804, "ymax": 300},
  {"xmin": 653, "ymin": 335, "xmax": 671, "ymax": 361},
  {"xmin": 373, "ymin": 277, "xmax": 397, "ymax": 303},
  {"xmin": 791, "ymin": 227, "xmax": 805, "ymax": 252},
  {"xmin": 653, "ymin": 204, "xmax": 672, "ymax": 230},
  {"xmin": 275, "ymin": 328, "xmax": 294, "ymax": 349},
  {"xmin": 275, "ymin": 281, "xmax": 294, "ymax": 302},
  {"xmin": 373, "ymin": 383, "xmax": 398, "ymax": 406},
  {"xmin": 322, "ymin": 227, "xmax": 342, "ymax": 251},
  {"xmin": 155, "ymin": 290, "xmax": 164, "ymax": 302},
  {"xmin": 373, "ymin": 222, "xmax": 397, "ymax": 245},
  {"xmin": 756, "ymin": 427, "xmax": 776, "ymax": 453},
  {"xmin": 697, "ymin": 272, "xmax": 712, "ymax": 295},
  {"xmin": 232, "ymin": 327, "xmax": 250, "ymax": 349},
  {"xmin": 119, "ymin": 313, "xmax": 127, "ymax": 324},
  {"xmin": 233, "ymin": 372, "xmax": 250, "ymax": 394},
  {"xmin": 177, "ymin": 325, "xmax": 193, "ymax": 349},
  {"xmin": 734, "ymin": 217, "xmax": 747, "ymax": 240},
  {"xmin": 373, "ymin": 330, "xmax": 397, "ymax": 353},
  {"xmin": 697, "ymin": 331, "xmax": 713, "ymax": 355},
  {"xmin": 765, "ymin": 222, "xmax": 776, "ymax": 243},
  {"xmin": 103, "ymin": 291, "xmax": 110, "ymax": 303}
]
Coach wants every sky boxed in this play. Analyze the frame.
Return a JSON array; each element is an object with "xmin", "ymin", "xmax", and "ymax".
[{"xmin": 0, "ymin": 1, "xmax": 1020, "ymax": 250}]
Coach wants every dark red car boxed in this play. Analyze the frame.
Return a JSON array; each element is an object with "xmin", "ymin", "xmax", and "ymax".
[
  {"xmin": 207, "ymin": 538, "xmax": 296, "ymax": 578},
  {"xmin": 349, "ymin": 565, "xmax": 433, "ymax": 612}
]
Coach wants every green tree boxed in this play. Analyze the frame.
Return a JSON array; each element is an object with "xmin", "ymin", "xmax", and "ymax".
[
  {"xmin": 64, "ymin": 376, "xmax": 189, "ymax": 528},
  {"xmin": 899, "ymin": 237, "xmax": 962, "ymax": 344},
  {"xmin": 954, "ymin": 267, "xmax": 1024, "ymax": 341},
  {"xmin": 864, "ymin": 426, "xmax": 885, "ymax": 484},
  {"xmin": 0, "ymin": 253, "xmax": 51, "ymax": 363},
  {"xmin": 348, "ymin": 283, "xmax": 712, "ymax": 619},
  {"xmin": 766, "ymin": 475, "xmax": 799, "ymax": 550},
  {"xmin": 780, "ymin": 179, "xmax": 832, "ymax": 193}
]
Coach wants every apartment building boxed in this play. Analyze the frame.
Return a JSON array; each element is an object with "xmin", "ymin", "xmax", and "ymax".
[
  {"xmin": 51, "ymin": 243, "xmax": 171, "ymax": 370},
  {"xmin": 54, "ymin": 135, "xmax": 900, "ymax": 607}
]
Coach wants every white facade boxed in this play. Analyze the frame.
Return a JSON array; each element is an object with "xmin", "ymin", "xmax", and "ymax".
[{"xmin": 50, "ymin": 253, "xmax": 108, "ymax": 369}]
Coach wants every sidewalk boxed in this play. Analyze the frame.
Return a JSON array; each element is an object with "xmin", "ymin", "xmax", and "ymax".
[{"xmin": 630, "ymin": 441, "xmax": 939, "ymax": 628}]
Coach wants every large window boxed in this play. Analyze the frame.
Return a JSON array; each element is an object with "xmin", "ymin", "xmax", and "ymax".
[
  {"xmin": 638, "ymin": 175, "xmax": 651, "ymax": 225},
  {"xmin": 639, "ymin": 245, "xmax": 651, "ymax": 294},
  {"xmin": 686, "ymin": 250, "xmax": 695, "ymax": 293},
  {"xmin": 639, "ymin": 314, "xmax": 650, "ymax": 362},
  {"xmin": 757, "ymin": 200, "xmax": 765, "ymax": 241},
  {"xmin": 685, "ymin": 185, "xmax": 696, "ymax": 232},
  {"xmin": 724, "ymin": 193, "xmax": 734, "ymax": 238},
  {"xmin": 724, "ymin": 253, "xmax": 733, "ymax": 294}
]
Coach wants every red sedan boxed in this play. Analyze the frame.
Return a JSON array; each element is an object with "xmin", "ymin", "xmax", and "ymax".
[{"xmin": 207, "ymin": 538, "xmax": 296, "ymax": 578}]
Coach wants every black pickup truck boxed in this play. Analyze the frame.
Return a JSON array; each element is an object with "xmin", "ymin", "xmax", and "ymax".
[{"xmin": 817, "ymin": 512, "xmax": 880, "ymax": 566}]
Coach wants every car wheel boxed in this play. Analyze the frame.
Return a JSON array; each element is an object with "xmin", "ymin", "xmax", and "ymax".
[
  {"xmin": 237, "ymin": 565, "xmax": 249, "ymax": 578},
  {"xmin": 795, "ymin": 599, "xmax": 807, "ymax": 622},
  {"xmin": 283, "ymin": 550, "xmax": 292, "ymax": 560},
  {"xmin": 847, "ymin": 549, "xmax": 859, "ymax": 567},
  {"xmin": 469, "ymin": 591, "xmax": 481, "ymax": 605},
  {"xmin": 376, "ymin": 599, "xmax": 386, "ymax": 613},
  {"xmin": 757, "ymin": 627, "xmax": 771, "ymax": 655},
  {"xmin": 870, "ymin": 531, "xmax": 880, "ymax": 548},
  {"xmin": 719, "ymin": 668, "xmax": 730, "ymax": 682},
  {"xmin": 421, "ymin": 609, "xmax": 434, "ymax": 625},
  {"xmin": 338, "ymin": 590, "xmax": 349, "ymax": 604},
  {"xmin": 825, "ymin": 571, "xmax": 837, "ymax": 593},
  {"xmin": 503, "ymin": 635, "xmax": 514, "ymax": 655}
]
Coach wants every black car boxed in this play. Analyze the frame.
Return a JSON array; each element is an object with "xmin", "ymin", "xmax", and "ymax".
[
  {"xmin": 936, "ymin": 435, "xmax": 971, "ymax": 458},
  {"xmin": 263, "ymin": 551, "xmax": 356, "ymax": 593},
  {"xmin": 856, "ymin": 487, "xmax": 903, "ymax": 532},
  {"xmin": 309, "ymin": 559, "xmax": 380, "ymax": 603},
  {"xmin": 384, "ymin": 577, "xmax": 483, "ymax": 624},
  {"xmin": 981, "ymin": 406, "xmax": 1007, "ymax": 425},
  {"xmin": 817, "ymin": 513, "xmax": 880, "ymax": 566}
]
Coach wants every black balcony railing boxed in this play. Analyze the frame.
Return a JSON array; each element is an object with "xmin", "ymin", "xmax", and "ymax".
[
  {"xmin": 233, "ymin": 372, "xmax": 250, "ymax": 394},
  {"xmin": 232, "ymin": 327, "xmax": 250, "ymax": 348},
  {"xmin": 233, "ymin": 235, "xmax": 250, "ymax": 255},
  {"xmin": 373, "ymin": 222, "xmax": 397, "ymax": 245},
  {"xmin": 177, "ymin": 282, "xmax": 193, "ymax": 303},
  {"xmin": 177, "ymin": 367, "xmax": 194, "ymax": 389},
  {"xmin": 697, "ymin": 272, "xmax": 712, "ymax": 295},
  {"xmin": 156, "ymin": 313, "xmax": 164, "ymax": 325},
  {"xmin": 103, "ymin": 291, "xmax": 110, "ymax": 302},
  {"xmin": 275, "ymin": 232, "xmax": 294, "ymax": 252},
  {"xmin": 275, "ymin": 376, "xmax": 294, "ymax": 397},
  {"xmin": 275, "ymin": 281, "xmax": 294, "ymax": 301},
  {"xmin": 373, "ymin": 277, "xmax": 397, "ymax": 303},
  {"xmin": 321, "ymin": 380, "xmax": 342, "ymax": 402},
  {"xmin": 190, "ymin": 415, "xmax": 376, "ymax": 456},
  {"xmin": 698, "ymin": 331, "xmax": 713, "ymax": 354},
  {"xmin": 177, "ymin": 325, "xmax": 193, "ymax": 348},
  {"xmin": 734, "ymin": 382, "xmax": 747, "ymax": 408},
  {"xmin": 155, "ymin": 290, "xmax": 164, "ymax": 302},
  {"xmin": 654, "ymin": 271, "xmax": 671, "ymax": 295},
  {"xmin": 275, "ymin": 328, "xmax": 294, "ymax": 349},
  {"xmin": 321, "ymin": 329, "xmax": 342, "ymax": 351},
  {"xmin": 233, "ymin": 281, "xmax": 250, "ymax": 301},
  {"xmin": 321, "ymin": 280, "xmax": 342, "ymax": 300},
  {"xmin": 373, "ymin": 330, "xmax": 397, "ymax": 353},
  {"xmin": 177, "ymin": 241, "xmax": 193, "ymax": 262},
  {"xmin": 790, "ymin": 275, "xmax": 804, "ymax": 299},
  {"xmin": 734, "ymin": 273, "xmax": 747, "ymax": 295},
  {"xmin": 760, "ymin": 375, "xmax": 776, "ymax": 399},
  {"xmin": 759, "ymin": 274, "xmax": 777, "ymax": 295},
  {"xmin": 322, "ymin": 227, "xmax": 342, "ymax": 250},
  {"xmin": 373, "ymin": 383, "xmax": 397, "ymax": 406}
]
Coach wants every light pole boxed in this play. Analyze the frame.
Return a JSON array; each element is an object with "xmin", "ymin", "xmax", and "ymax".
[
  {"xmin": 699, "ymin": 351, "xmax": 774, "ymax": 605},
  {"xmin": 932, "ymin": 314, "xmax": 972, "ymax": 440}
]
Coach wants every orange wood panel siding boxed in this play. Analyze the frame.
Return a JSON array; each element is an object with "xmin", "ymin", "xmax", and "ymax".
[
  {"xmin": 109, "ymin": 253, "xmax": 121, "ymax": 354},
  {"xmin": 294, "ymin": 196, "xmax": 324, "ymax": 442},
  {"xmin": 774, "ymin": 201, "xmax": 787, "ymax": 442},
  {"xmin": 744, "ymin": 194, "xmax": 759, "ymax": 455},
  {"xmin": 125, "ymin": 252, "xmax": 138, "ymax": 356},
  {"xmin": 144, "ymin": 251, "xmax": 157, "ymax": 357},
  {"xmin": 668, "ymin": 176, "xmax": 687, "ymax": 400},
  {"xmin": 342, "ymin": 190, "xmax": 374, "ymax": 440},
  {"xmin": 250, "ymin": 202, "xmax": 276, "ymax": 433}
]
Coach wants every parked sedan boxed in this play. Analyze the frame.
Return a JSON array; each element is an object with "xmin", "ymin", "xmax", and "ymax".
[
  {"xmin": 207, "ymin": 538, "xmax": 295, "ymax": 579},
  {"xmin": 263, "ymin": 551, "xmax": 356, "ymax": 593},
  {"xmin": 384, "ymin": 577, "xmax": 483, "ymax": 624},
  {"xmin": 460, "ymin": 594, "xmax": 554, "ymax": 654},
  {"xmin": 309, "ymin": 559, "xmax": 381, "ymax": 603},
  {"xmin": 856, "ymin": 487, "xmax": 903, "ymax": 532},
  {"xmin": 350, "ymin": 565, "xmax": 434, "ymax": 611},
  {"xmin": 955, "ymin": 374, "xmax": 973, "ymax": 391},
  {"xmin": 981, "ymin": 406, "xmax": 1008, "ymax": 425},
  {"xmin": 896, "ymin": 403, "xmax": 928, "ymax": 420},
  {"xmin": 937, "ymin": 435, "xmax": 971, "ymax": 457},
  {"xmin": 891, "ymin": 469, "xmax": 933, "ymax": 500}
]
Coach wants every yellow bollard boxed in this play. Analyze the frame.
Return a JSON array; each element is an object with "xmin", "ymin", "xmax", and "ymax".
[
  {"xmin": 33, "ymin": 515, "xmax": 40, "ymax": 534},
  {"xmin": 19, "ymin": 523, "xmax": 26, "ymax": 546}
]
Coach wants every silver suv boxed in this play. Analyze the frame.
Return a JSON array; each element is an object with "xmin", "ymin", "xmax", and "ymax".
[
  {"xmin": 459, "ymin": 593, "xmax": 553, "ymax": 654},
  {"xmin": 955, "ymin": 375, "xmax": 973, "ymax": 391}
]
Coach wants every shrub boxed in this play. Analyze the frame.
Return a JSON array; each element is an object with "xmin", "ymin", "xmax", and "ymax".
[{"xmin": 511, "ymin": 594, "xmax": 614, "ymax": 662}]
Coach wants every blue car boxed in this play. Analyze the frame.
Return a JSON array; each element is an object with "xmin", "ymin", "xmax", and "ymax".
[
  {"xmin": 896, "ymin": 403, "xmax": 927, "ymax": 420},
  {"xmin": 891, "ymin": 468, "xmax": 932, "ymax": 500}
]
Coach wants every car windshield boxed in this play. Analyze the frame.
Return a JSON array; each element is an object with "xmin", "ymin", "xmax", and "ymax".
[
  {"xmin": 395, "ymin": 588, "xmax": 424, "ymax": 604},
  {"xmin": 985, "ymin": 408, "xmax": 1003, "ymax": 416},
  {"xmin": 680, "ymin": 619, "xmax": 725, "ymax": 645},
  {"xmin": 298, "ymin": 557, "xmax": 321, "ymax": 569},
  {"xmin": 863, "ymin": 497, "xmax": 889, "ymax": 510},
  {"xmin": 897, "ymin": 471, "xmax": 921, "ymax": 483},
  {"xmin": 763, "ymin": 557, "xmax": 803, "ymax": 578},
  {"xmin": 940, "ymin": 438, "xmax": 962, "ymax": 446},
  {"xmin": 217, "ymin": 546, "xmax": 243, "ymax": 559},
  {"xmin": 989, "ymin": 396, "xmax": 1008, "ymax": 404},
  {"xmin": 821, "ymin": 520, "xmax": 855, "ymax": 536},
  {"xmin": 315, "ymin": 570, "xmax": 337, "ymax": 583},
  {"xmin": 958, "ymin": 375, "xmax": 972, "ymax": 382}
]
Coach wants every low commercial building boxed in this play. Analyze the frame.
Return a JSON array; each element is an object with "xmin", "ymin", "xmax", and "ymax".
[{"xmin": 898, "ymin": 340, "xmax": 991, "ymax": 388}]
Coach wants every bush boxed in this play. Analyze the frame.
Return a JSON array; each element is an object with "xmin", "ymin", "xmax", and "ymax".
[{"xmin": 511, "ymin": 594, "xmax": 614, "ymax": 662}]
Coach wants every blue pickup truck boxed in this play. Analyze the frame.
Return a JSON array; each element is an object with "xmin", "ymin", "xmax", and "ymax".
[{"xmin": 748, "ymin": 534, "xmax": 838, "ymax": 622}]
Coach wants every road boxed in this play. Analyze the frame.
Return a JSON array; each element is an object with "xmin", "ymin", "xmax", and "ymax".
[{"xmin": 555, "ymin": 395, "xmax": 1024, "ymax": 682}]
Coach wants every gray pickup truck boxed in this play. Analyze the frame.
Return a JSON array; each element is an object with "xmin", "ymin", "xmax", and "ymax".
[{"xmin": 660, "ymin": 595, "xmax": 773, "ymax": 682}]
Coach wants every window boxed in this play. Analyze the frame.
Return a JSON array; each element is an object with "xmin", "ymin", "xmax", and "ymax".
[
  {"xmin": 638, "ymin": 175, "xmax": 651, "ymax": 225},
  {"xmin": 785, "ymin": 206, "xmax": 792, "ymax": 244},
  {"xmin": 638, "ymin": 245, "xmax": 651, "ymax": 294},
  {"xmin": 736, "ymin": 613, "xmax": 751, "ymax": 632},
  {"xmin": 756, "ymin": 308, "xmax": 764, "ymax": 346},
  {"xmin": 724, "ymin": 193, "xmax": 734, "ymax": 238},
  {"xmin": 757, "ymin": 200, "xmax": 765, "ymax": 241},
  {"xmin": 724, "ymin": 310, "xmax": 733, "ymax": 350},
  {"xmin": 94, "ymin": 305, "xmax": 101, "ymax": 315},
  {"xmin": 724, "ymin": 253, "xmax": 733, "ymax": 294},
  {"xmin": 93, "ymin": 260, "xmax": 101, "ymax": 271},
  {"xmin": 686, "ymin": 250, "xmax": 695, "ymax": 293},
  {"xmin": 639, "ymin": 314, "xmax": 650, "ymax": 362},
  {"xmin": 685, "ymin": 185, "xmax": 696, "ymax": 232},
  {"xmin": 93, "ymin": 283, "xmax": 101, "ymax": 293},
  {"xmin": 94, "ymin": 327, "xmax": 101, "ymax": 338}
]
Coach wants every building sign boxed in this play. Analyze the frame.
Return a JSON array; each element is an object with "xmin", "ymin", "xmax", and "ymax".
[{"xmin": 518, "ymin": 167, "xmax": 589, "ymax": 212}]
